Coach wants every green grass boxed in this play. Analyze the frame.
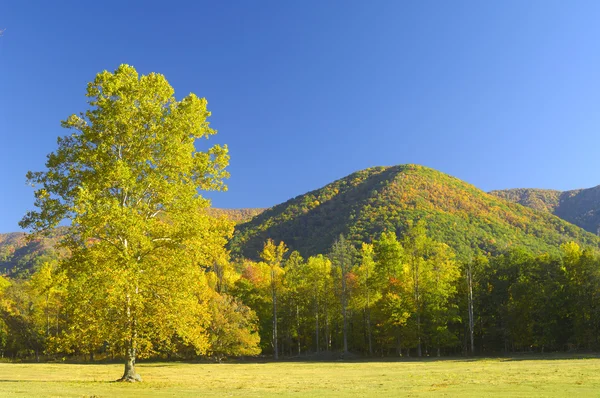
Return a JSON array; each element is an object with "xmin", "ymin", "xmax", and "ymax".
[{"xmin": 1, "ymin": 356, "xmax": 600, "ymax": 397}]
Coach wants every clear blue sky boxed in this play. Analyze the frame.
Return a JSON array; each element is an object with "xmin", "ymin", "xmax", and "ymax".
[{"xmin": 1, "ymin": 1, "xmax": 600, "ymax": 233}]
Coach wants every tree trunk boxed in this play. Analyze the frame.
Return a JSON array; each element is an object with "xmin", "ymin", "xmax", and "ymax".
[
  {"xmin": 271, "ymin": 268, "xmax": 278, "ymax": 360},
  {"xmin": 467, "ymin": 263, "xmax": 475, "ymax": 355},
  {"xmin": 118, "ymin": 292, "xmax": 142, "ymax": 382},
  {"xmin": 365, "ymin": 263, "xmax": 373, "ymax": 356},
  {"xmin": 286, "ymin": 302, "xmax": 292, "ymax": 356},
  {"xmin": 45, "ymin": 292, "xmax": 50, "ymax": 337},
  {"xmin": 296, "ymin": 304, "xmax": 301, "ymax": 355},
  {"xmin": 315, "ymin": 294, "xmax": 320, "ymax": 352},
  {"xmin": 342, "ymin": 305, "xmax": 348, "ymax": 354},
  {"xmin": 341, "ymin": 267, "xmax": 348, "ymax": 354},
  {"xmin": 417, "ymin": 313, "xmax": 422, "ymax": 357},
  {"xmin": 366, "ymin": 303, "xmax": 372, "ymax": 356},
  {"xmin": 325, "ymin": 299, "xmax": 330, "ymax": 351},
  {"xmin": 119, "ymin": 348, "xmax": 141, "ymax": 382},
  {"xmin": 413, "ymin": 255, "xmax": 422, "ymax": 357}
]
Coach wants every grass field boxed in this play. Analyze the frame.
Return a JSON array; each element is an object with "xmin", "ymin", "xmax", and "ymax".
[{"xmin": 1, "ymin": 355, "xmax": 599, "ymax": 397}]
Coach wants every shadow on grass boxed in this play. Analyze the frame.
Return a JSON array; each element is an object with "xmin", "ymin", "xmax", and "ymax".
[
  {"xmin": 0, "ymin": 379, "xmax": 114, "ymax": 383},
  {"xmin": 4, "ymin": 353, "xmax": 600, "ymax": 367},
  {"xmin": 214, "ymin": 352, "xmax": 600, "ymax": 364},
  {"xmin": 499, "ymin": 353, "xmax": 600, "ymax": 362}
]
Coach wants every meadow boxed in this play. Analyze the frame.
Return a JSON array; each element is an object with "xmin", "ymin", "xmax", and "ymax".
[{"xmin": 1, "ymin": 355, "xmax": 599, "ymax": 397}]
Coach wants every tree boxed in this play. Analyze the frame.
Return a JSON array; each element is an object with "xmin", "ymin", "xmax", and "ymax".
[
  {"xmin": 305, "ymin": 254, "xmax": 333, "ymax": 352},
  {"xmin": 206, "ymin": 292, "xmax": 261, "ymax": 362},
  {"xmin": 424, "ymin": 241, "xmax": 459, "ymax": 356},
  {"xmin": 402, "ymin": 221, "xmax": 428, "ymax": 357},
  {"xmin": 374, "ymin": 231, "xmax": 410, "ymax": 355},
  {"xmin": 260, "ymin": 239, "xmax": 287, "ymax": 359},
  {"xmin": 561, "ymin": 242, "xmax": 600, "ymax": 349},
  {"xmin": 27, "ymin": 260, "xmax": 67, "ymax": 358},
  {"xmin": 462, "ymin": 253, "xmax": 487, "ymax": 355},
  {"xmin": 329, "ymin": 234, "xmax": 355, "ymax": 354},
  {"xmin": 401, "ymin": 220, "xmax": 460, "ymax": 357},
  {"xmin": 352, "ymin": 243, "xmax": 379, "ymax": 355},
  {"xmin": 465, "ymin": 257, "xmax": 475, "ymax": 355},
  {"xmin": 232, "ymin": 259, "xmax": 273, "ymax": 353},
  {"xmin": 0, "ymin": 278, "xmax": 45, "ymax": 360},
  {"xmin": 282, "ymin": 251, "xmax": 306, "ymax": 355},
  {"xmin": 20, "ymin": 64, "xmax": 231, "ymax": 381}
]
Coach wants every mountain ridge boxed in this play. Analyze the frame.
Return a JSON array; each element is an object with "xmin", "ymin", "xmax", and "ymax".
[
  {"xmin": 4, "ymin": 165, "xmax": 600, "ymax": 272},
  {"xmin": 490, "ymin": 185, "xmax": 600, "ymax": 235},
  {"xmin": 230, "ymin": 164, "xmax": 600, "ymax": 259}
]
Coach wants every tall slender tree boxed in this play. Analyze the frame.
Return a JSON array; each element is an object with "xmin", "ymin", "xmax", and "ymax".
[
  {"xmin": 374, "ymin": 231, "xmax": 410, "ymax": 355},
  {"xmin": 402, "ymin": 221, "xmax": 428, "ymax": 357},
  {"xmin": 260, "ymin": 239, "xmax": 287, "ymax": 359},
  {"xmin": 304, "ymin": 254, "xmax": 332, "ymax": 352},
  {"xmin": 353, "ymin": 243, "xmax": 378, "ymax": 355},
  {"xmin": 329, "ymin": 235, "xmax": 355, "ymax": 354}
]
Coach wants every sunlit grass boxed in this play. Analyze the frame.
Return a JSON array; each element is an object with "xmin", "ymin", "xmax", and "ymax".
[{"xmin": 0, "ymin": 355, "xmax": 599, "ymax": 397}]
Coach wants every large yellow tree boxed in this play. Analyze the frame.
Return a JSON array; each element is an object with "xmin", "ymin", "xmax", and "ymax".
[{"xmin": 20, "ymin": 64, "xmax": 231, "ymax": 382}]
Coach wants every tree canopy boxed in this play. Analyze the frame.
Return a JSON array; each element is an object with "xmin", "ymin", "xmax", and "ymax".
[{"xmin": 20, "ymin": 64, "xmax": 232, "ymax": 381}]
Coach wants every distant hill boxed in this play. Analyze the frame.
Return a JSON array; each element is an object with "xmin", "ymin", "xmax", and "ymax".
[
  {"xmin": 206, "ymin": 208, "xmax": 266, "ymax": 224},
  {"xmin": 5, "ymin": 170, "xmax": 600, "ymax": 271},
  {"xmin": 491, "ymin": 186, "xmax": 600, "ymax": 235},
  {"xmin": 230, "ymin": 165, "xmax": 600, "ymax": 260},
  {"xmin": 488, "ymin": 188, "xmax": 563, "ymax": 213},
  {"xmin": 0, "ymin": 229, "xmax": 65, "ymax": 276},
  {"xmin": 0, "ymin": 208, "xmax": 265, "ymax": 276}
]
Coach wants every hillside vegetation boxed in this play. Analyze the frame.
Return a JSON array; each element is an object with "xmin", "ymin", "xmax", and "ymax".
[
  {"xmin": 230, "ymin": 165, "xmax": 600, "ymax": 259},
  {"xmin": 491, "ymin": 186, "xmax": 600, "ymax": 235},
  {"xmin": 0, "ymin": 207, "xmax": 264, "ymax": 276},
  {"xmin": 206, "ymin": 208, "xmax": 266, "ymax": 224},
  {"xmin": 0, "ymin": 230, "xmax": 63, "ymax": 276},
  {"xmin": 489, "ymin": 188, "xmax": 563, "ymax": 213},
  {"xmin": 7, "ymin": 167, "xmax": 599, "ymax": 270}
]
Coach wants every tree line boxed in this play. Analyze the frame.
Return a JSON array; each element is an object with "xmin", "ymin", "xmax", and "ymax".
[
  {"xmin": 2, "ymin": 220, "xmax": 600, "ymax": 362},
  {"xmin": 230, "ymin": 221, "xmax": 600, "ymax": 357}
]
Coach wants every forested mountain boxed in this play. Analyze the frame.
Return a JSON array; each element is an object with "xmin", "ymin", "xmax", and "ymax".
[
  {"xmin": 491, "ymin": 186, "xmax": 600, "ymax": 235},
  {"xmin": 5, "ymin": 168, "xmax": 600, "ymax": 274},
  {"xmin": 230, "ymin": 165, "xmax": 600, "ymax": 260},
  {"xmin": 0, "ymin": 208, "xmax": 265, "ymax": 276},
  {"xmin": 206, "ymin": 208, "xmax": 266, "ymax": 224},
  {"xmin": 489, "ymin": 188, "xmax": 563, "ymax": 213},
  {"xmin": 0, "ymin": 230, "xmax": 64, "ymax": 276}
]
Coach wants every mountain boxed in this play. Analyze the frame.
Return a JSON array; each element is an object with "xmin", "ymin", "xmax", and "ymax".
[
  {"xmin": 488, "ymin": 188, "xmax": 562, "ymax": 213},
  {"xmin": 230, "ymin": 165, "xmax": 600, "ymax": 260},
  {"xmin": 0, "ymin": 229, "xmax": 64, "ymax": 276},
  {"xmin": 206, "ymin": 208, "xmax": 266, "ymax": 224},
  {"xmin": 490, "ymin": 186, "xmax": 600, "ymax": 235},
  {"xmin": 5, "ymin": 168, "xmax": 600, "ymax": 270},
  {"xmin": 0, "ymin": 208, "xmax": 266, "ymax": 276}
]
